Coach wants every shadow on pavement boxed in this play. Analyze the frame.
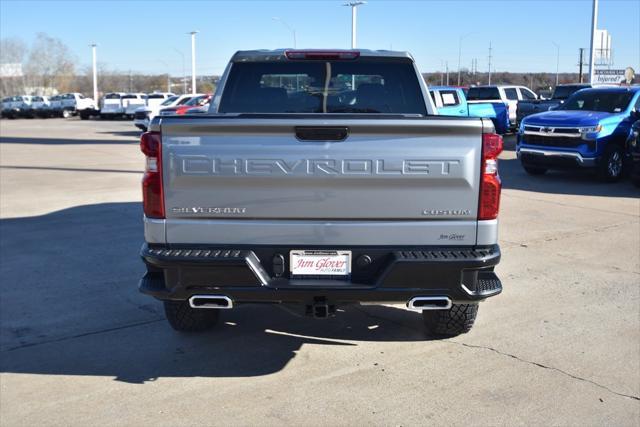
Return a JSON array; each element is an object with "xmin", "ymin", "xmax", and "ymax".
[
  {"xmin": 0, "ymin": 165, "xmax": 141, "ymax": 174},
  {"xmin": 0, "ymin": 136, "xmax": 137, "ymax": 145},
  {"xmin": 0, "ymin": 202, "xmax": 432, "ymax": 384},
  {"xmin": 96, "ymin": 130, "xmax": 142, "ymax": 138}
]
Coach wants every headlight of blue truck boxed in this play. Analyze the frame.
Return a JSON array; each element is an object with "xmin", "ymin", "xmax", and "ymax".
[{"xmin": 580, "ymin": 124, "xmax": 602, "ymax": 140}]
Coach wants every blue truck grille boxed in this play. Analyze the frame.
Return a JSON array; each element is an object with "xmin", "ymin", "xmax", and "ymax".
[{"xmin": 523, "ymin": 134, "xmax": 594, "ymax": 151}]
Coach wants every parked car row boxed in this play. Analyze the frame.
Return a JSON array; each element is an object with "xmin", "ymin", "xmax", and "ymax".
[
  {"xmin": 133, "ymin": 93, "xmax": 212, "ymax": 131},
  {"xmin": 1, "ymin": 93, "xmax": 97, "ymax": 119}
]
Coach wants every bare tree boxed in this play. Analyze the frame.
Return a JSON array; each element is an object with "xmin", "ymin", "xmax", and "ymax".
[
  {"xmin": 23, "ymin": 33, "xmax": 76, "ymax": 94},
  {"xmin": 0, "ymin": 37, "xmax": 27, "ymax": 96}
]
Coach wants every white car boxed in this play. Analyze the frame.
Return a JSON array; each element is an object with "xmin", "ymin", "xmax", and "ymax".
[
  {"xmin": 29, "ymin": 96, "xmax": 50, "ymax": 118},
  {"xmin": 47, "ymin": 94, "xmax": 64, "ymax": 117},
  {"xmin": 145, "ymin": 92, "xmax": 174, "ymax": 109},
  {"xmin": 5, "ymin": 96, "xmax": 34, "ymax": 118},
  {"xmin": 466, "ymin": 85, "xmax": 538, "ymax": 127},
  {"xmin": 100, "ymin": 92, "xmax": 127, "ymax": 118},
  {"xmin": 123, "ymin": 93, "xmax": 148, "ymax": 118},
  {"xmin": 1, "ymin": 96, "xmax": 15, "ymax": 118},
  {"xmin": 61, "ymin": 93, "xmax": 98, "ymax": 119},
  {"xmin": 133, "ymin": 94, "xmax": 195, "ymax": 131}
]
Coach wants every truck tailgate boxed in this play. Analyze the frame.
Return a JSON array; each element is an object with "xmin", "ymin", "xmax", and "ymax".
[{"xmin": 161, "ymin": 116, "xmax": 482, "ymax": 219}]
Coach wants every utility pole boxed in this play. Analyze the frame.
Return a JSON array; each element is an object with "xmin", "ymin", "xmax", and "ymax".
[
  {"xmin": 440, "ymin": 61, "xmax": 444, "ymax": 85},
  {"xmin": 552, "ymin": 42, "xmax": 560, "ymax": 87},
  {"xmin": 129, "ymin": 70, "xmax": 132, "ymax": 92},
  {"xmin": 344, "ymin": 1, "xmax": 366, "ymax": 49},
  {"xmin": 578, "ymin": 48, "xmax": 586, "ymax": 83},
  {"xmin": 90, "ymin": 43, "xmax": 98, "ymax": 103},
  {"xmin": 446, "ymin": 62, "xmax": 449, "ymax": 85},
  {"xmin": 457, "ymin": 32, "xmax": 473, "ymax": 86},
  {"xmin": 188, "ymin": 31, "xmax": 198, "ymax": 94},
  {"xmin": 588, "ymin": 0, "xmax": 598, "ymax": 84},
  {"xmin": 488, "ymin": 42, "xmax": 493, "ymax": 85}
]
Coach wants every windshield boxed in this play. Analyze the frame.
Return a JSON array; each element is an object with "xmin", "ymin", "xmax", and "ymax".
[
  {"xmin": 161, "ymin": 96, "xmax": 178, "ymax": 106},
  {"xmin": 185, "ymin": 95, "xmax": 209, "ymax": 106},
  {"xmin": 467, "ymin": 87, "xmax": 500, "ymax": 101},
  {"xmin": 553, "ymin": 85, "xmax": 588, "ymax": 100},
  {"xmin": 559, "ymin": 91, "xmax": 634, "ymax": 113},
  {"xmin": 219, "ymin": 58, "xmax": 427, "ymax": 114},
  {"xmin": 105, "ymin": 93, "xmax": 122, "ymax": 99}
]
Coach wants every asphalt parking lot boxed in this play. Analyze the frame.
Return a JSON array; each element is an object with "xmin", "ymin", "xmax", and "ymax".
[{"xmin": 0, "ymin": 118, "xmax": 638, "ymax": 426}]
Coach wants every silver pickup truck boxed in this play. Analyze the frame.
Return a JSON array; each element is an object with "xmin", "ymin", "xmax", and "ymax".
[{"xmin": 139, "ymin": 49, "xmax": 503, "ymax": 337}]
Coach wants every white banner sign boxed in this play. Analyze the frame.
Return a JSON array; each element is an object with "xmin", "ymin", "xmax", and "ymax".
[{"xmin": 593, "ymin": 69, "xmax": 625, "ymax": 85}]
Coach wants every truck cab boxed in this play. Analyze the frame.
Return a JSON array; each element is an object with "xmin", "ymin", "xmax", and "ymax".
[
  {"xmin": 60, "ymin": 93, "xmax": 97, "ymax": 118},
  {"xmin": 430, "ymin": 86, "xmax": 510, "ymax": 134},
  {"xmin": 30, "ymin": 96, "xmax": 50, "ymax": 118},
  {"xmin": 517, "ymin": 84, "xmax": 591, "ymax": 126},
  {"xmin": 100, "ymin": 92, "xmax": 127, "ymax": 118},
  {"xmin": 468, "ymin": 85, "xmax": 537, "ymax": 127},
  {"xmin": 517, "ymin": 86, "xmax": 640, "ymax": 181},
  {"xmin": 123, "ymin": 93, "xmax": 148, "ymax": 118}
]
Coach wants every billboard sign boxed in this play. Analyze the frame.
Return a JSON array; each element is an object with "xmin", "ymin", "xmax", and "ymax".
[{"xmin": 593, "ymin": 68, "xmax": 635, "ymax": 86}]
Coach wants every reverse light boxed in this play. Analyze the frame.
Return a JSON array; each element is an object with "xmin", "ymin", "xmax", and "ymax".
[
  {"xmin": 479, "ymin": 133, "xmax": 503, "ymax": 221},
  {"xmin": 285, "ymin": 50, "xmax": 360, "ymax": 60},
  {"xmin": 140, "ymin": 131, "xmax": 164, "ymax": 218}
]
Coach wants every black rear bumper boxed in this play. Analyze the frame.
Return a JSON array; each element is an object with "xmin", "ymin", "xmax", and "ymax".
[{"xmin": 139, "ymin": 243, "xmax": 502, "ymax": 306}]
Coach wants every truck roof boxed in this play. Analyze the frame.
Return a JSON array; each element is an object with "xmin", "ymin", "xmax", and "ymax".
[
  {"xmin": 586, "ymin": 85, "xmax": 640, "ymax": 93},
  {"xmin": 231, "ymin": 49, "xmax": 413, "ymax": 62}
]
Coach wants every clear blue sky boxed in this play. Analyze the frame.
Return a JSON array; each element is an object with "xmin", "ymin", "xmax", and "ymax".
[{"xmin": 1, "ymin": 0, "xmax": 638, "ymax": 76}]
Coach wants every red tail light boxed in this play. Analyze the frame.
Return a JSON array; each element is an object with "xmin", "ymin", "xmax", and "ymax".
[
  {"xmin": 479, "ymin": 133, "xmax": 503, "ymax": 220},
  {"xmin": 140, "ymin": 131, "xmax": 164, "ymax": 218},
  {"xmin": 285, "ymin": 50, "xmax": 360, "ymax": 60}
]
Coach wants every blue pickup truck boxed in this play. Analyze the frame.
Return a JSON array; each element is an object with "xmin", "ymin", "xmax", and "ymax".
[
  {"xmin": 429, "ymin": 86, "xmax": 510, "ymax": 134},
  {"xmin": 517, "ymin": 86, "xmax": 640, "ymax": 181}
]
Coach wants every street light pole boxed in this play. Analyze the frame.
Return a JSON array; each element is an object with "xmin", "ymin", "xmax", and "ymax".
[
  {"xmin": 344, "ymin": 1, "xmax": 366, "ymax": 49},
  {"xmin": 272, "ymin": 17, "xmax": 296, "ymax": 48},
  {"xmin": 552, "ymin": 42, "xmax": 560, "ymax": 87},
  {"xmin": 90, "ymin": 43, "xmax": 98, "ymax": 103},
  {"xmin": 188, "ymin": 31, "xmax": 198, "ymax": 94},
  {"xmin": 588, "ymin": 0, "xmax": 598, "ymax": 84}
]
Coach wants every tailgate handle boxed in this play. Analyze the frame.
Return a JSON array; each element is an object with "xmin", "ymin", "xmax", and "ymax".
[{"xmin": 295, "ymin": 126, "xmax": 349, "ymax": 142}]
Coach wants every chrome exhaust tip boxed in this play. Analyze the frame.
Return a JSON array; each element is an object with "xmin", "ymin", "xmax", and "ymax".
[
  {"xmin": 188, "ymin": 295, "xmax": 233, "ymax": 309},
  {"xmin": 407, "ymin": 296, "xmax": 452, "ymax": 311}
]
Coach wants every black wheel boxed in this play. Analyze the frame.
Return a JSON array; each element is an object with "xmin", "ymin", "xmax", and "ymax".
[
  {"xmin": 79, "ymin": 112, "xmax": 89, "ymax": 120},
  {"xmin": 597, "ymin": 144, "xmax": 624, "ymax": 182},
  {"xmin": 163, "ymin": 300, "xmax": 220, "ymax": 332},
  {"xmin": 422, "ymin": 304, "xmax": 478, "ymax": 337},
  {"xmin": 522, "ymin": 164, "xmax": 548, "ymax": 175}
]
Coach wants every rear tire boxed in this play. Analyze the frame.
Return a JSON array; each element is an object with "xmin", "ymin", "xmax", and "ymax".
[
  {"xmin": 422, "ymin": 304, "xmax": 478, "ymax": 337},
  {"xmin": 522, "ymin": 164, "xmax": 547, "ymax": 175},
  {"xmin": 597, "ymin": 144, "xmax": 624, "ymax": 182},
  {"xmin": 62, "ymin": 109, "xmax": 72, "ymax": 119},
  {"xmin": 163, "ymin": 300, "xmax": 220, "ymax": 332}
]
